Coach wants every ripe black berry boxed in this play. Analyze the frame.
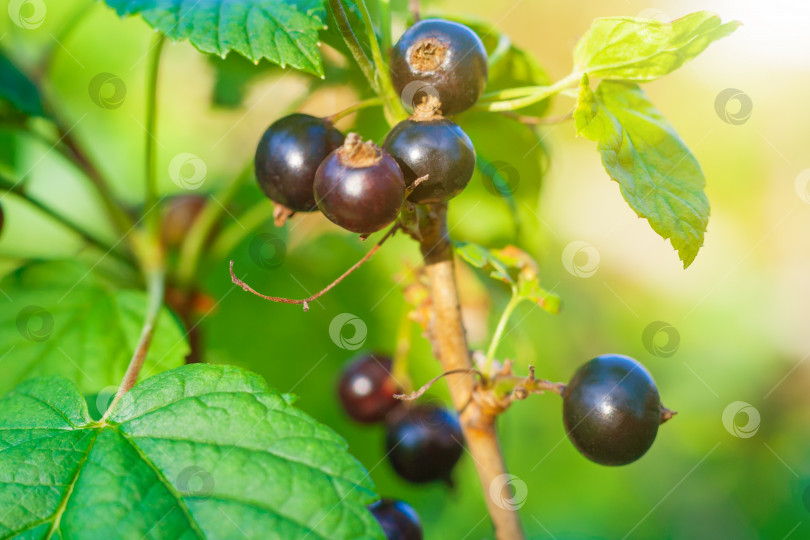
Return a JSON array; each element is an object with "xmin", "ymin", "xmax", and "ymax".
[
  {"xmin": 338, "ymin": 354, "xmax": 403, "ymax": 423},
  {"xmin": 390, "ymin": 19, "xmax": 488, "ymax": 116},
  {"xmin": 383, "ymin": 114, "xmax": 475, "ymax": 204},
  {"xmin": 255, "ymin": 113, "xmax": 344, "ymax": 212},
  {"xmin": 314, "ymin": 133, "xmax": 405, "ymax": 234},
  {"xmin": 368, "ymin": 498, "xmax": 423, "ymax": 540},
  {"xmin": 563, "ymin": 354, "xmax": 672, "ymax": 466},
  {"xmin": 385, "ymin": 404, "xmax": 464, "ymax": 484},
  {"xmin": 161, "ymin": 194, "xmax": 206, "ymax": 247}
]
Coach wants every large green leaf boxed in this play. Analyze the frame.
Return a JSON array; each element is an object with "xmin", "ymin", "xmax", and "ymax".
[
  {"xmin": 574, "ymin": 76, "xmax": 709, "ymax": 268},
  {"xmin": 103, "ymin": 0, "xmax": 327, "ymax": 76},
  {"xmin": 0, "ymin": 261, "xmax": 188, "ymax": 395},
  {"xmin": 0, "ymin": 53, "xmax": 44, "ymax": 117},
  {"xmin": 573, "ymin": 11, "xmax": 739, "ymax": 82},
  {"xmin": 0, "ymin": 364, "xmax": 384, "ymax": 539}
]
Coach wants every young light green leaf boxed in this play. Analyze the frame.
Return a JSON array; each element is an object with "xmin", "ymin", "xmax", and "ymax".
[
  {"xmin": 0, "ymin": 364, "xmax": 385, "ymax": 539},
  {"xmin": 454, "ymin": 242, "xmax": 560, "ymax": 314},
  {"xmin": 573, "ymin": 11, "xmax": 740, "ymax": 82},
  {"xmin": 0, "ymin": 53, "xmax": 44, "ymax": 116},
  {"xmin": 0, "ymin": 261, "xmax": 188, "ymax": 396},
  {"xmin": 103, "ymin": 0, "xmax": 327, "ymax": 76},
  {"xmin": 574, "ymin": 76, "xmax": 709, "ymax": 267}
]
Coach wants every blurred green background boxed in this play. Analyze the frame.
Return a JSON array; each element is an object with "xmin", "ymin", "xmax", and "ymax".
[{"xmin": 2, "ymin": 0, "xmax": 809, "ymax": 538}]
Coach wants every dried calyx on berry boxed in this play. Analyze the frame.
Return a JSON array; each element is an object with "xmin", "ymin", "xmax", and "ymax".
[
  {"xmin": 314, "ymin": 133, "xmax": 405, "ymax": 235},
  {"xmin": 390, "ymin": 19, "xmax": 488, "ymax": 116},
  {"xmin": 383, "ymin": 96, "xmax": 475, "ymax": 204}
]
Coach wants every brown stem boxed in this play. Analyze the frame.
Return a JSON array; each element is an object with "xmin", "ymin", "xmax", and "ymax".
[
  {"xmin": 419, "ymin": 203, "xmax": 525, "ymax": 540},
  {"xmin": 230, "ymin": 225, "xmax": 399, "ymax": 311}
]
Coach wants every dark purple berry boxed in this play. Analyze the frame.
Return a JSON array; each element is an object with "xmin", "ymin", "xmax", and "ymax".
[
  {"xmin": 369, "ymin": 498, "xmax": 423, "ymax": 540},
  {"xmin": 255, "ymin": 113, "xmax": 344, "ymax": 212},
  {"xmin": 563, "ymin": 354, "xmax": 673, "ymax": 466},
  {"xmin": 385, "ymin": 404, "xmax": 464, "ymax": 484},
  {"xmin": 338, "ymin": 354, "xmax": 403, "ymax": 423},
  {"xmin": 314, "ymin": 133, "xmax": 405, "ymax": 234},
  {"xmin": 390, "ymin": 19, "xmax": 488, "ymax": 116},
  {"xmin": 383, "ymin": 115, "xmax": 475, "ymax": 203}
]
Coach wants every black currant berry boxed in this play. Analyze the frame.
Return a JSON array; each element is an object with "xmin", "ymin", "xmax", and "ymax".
[
  {"xmin": 385, "ymin": 404, "xmax": 464, "ymax": 484},
  {"xmin": 255, "ymin": 113, "xmax": 344, "ymax": 212},
  {"xmin": 338, "ymin": 354, "xmax": 403, "ymax": 423},
  {"xmin": 563, "ymin": 354, "xmax": 673, "ymax": 466},
  {"xmin": 383, "ymin": 111, "xmax": 475, "ymax": 204},
  {"xmin": 161, "ymin": 194, "xmax": 206, "ymax": 247},
  {"xmin": 314, "ymin": 133, "xmax": 405, "ymax": 234},
  {"xmin": 369, "ymin": 498, "xmax": 423, "ymax": 540},
  {"xmin": 390, "ymin": 19, "xmax": 488, "ymax": 116}
]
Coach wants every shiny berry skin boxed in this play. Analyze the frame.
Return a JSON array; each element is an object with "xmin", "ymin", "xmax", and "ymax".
[
  {"xmin": 390, "ymin": 19, "xmax": 488, "ymax": 116},
  {"xmin": 255, "ymin": 113, "xmax": 344, "ymax": 212},
  {"xmin": 383, "ymin": 117, "xmax": 475, "ymax": 203},
  {"xmin": 368, "ymin": 498, "xmax": 423, "ymax": 540},
  {"xmin": 314, "ymin": 134, "xmax": 405, "ymax": 234},
  {"xmin": 338, "ymin": 354, "xmax": 403, "ymax": 423},
  {"xmin": 385, "ymin": 404, "xmax": 463, "ymax": 484},
  {"xmin": 161, "ymin": 194, "xmax": 206, "ymax": 247},
  {"xmin": 563, "ymin": 354, "xmax": 669, "ymax": 466}
]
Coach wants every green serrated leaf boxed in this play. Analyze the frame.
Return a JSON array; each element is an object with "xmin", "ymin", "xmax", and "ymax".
[
  {"xmin": 454, "ymin": 242, "xmax": 560, "ymax": 314},
  {"xmin": 573, "ymin": 11, "xmax": 740, "ymax": 82},
  {"xmin": 103, "ymin": 0, "xmax": 327, "ymax": 76},
  {"xmin": 0, "ymin": 260, "xmax": 188, "ymax": 395},
  {"xmin": 0, "ymin": 53, "xmax": 44, "ymax": 117},
  {"xmin": 574, "ymin": 75, "xmax": 709, "ymax": 268},
  {"xmin": 0, "ymin": 364, "xmax": 385, "ymax": 539}
]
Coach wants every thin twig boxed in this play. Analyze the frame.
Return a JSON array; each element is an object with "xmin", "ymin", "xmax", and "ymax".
[
  {"xmin": 230, "ymin": 225, "xmax": 399, "ymax": 311},
  {"xmin": 395, "ymin": 368, "xmax": 482, "ymax": 400}
]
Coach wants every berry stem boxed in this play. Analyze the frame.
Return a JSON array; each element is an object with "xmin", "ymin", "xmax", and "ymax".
[
  {"xmin": 476, "ymin": 72, "xmax": 582, "ymax": 112},
  {"xmin": 325, "ymin": 97, "xmax": 384, "ymax": 123},
  {"xmin": 418, "ymin": 202, "xmax": 526, "ymax": 540},
  {"xmin": 355, "ymin": 0, "xmax": 408, "ymax": 124},
  {"xmin": 499, "ymin": 111, "xmax": 574, "ymax": 125},
  {"xmin": 144, "ymin": 34, "xmax": 166, "ymax": 242},
  {"xmin": 484, "ymin": 292, "xmax": 521, "ymax": 375},
  {"xmin": 328, "ymin": 0, "xmax": 378, "ymax": 92},
  {"xmin": 229, "ymin": 225, "xmax": 399, "ymax": 311},
  {"xmin": 100, "ymin": 266, "xmax": 166, "ymax": 421},
  {"xmin": 379, "ymin": 0, "xmax": 393, "ymax": 54}
]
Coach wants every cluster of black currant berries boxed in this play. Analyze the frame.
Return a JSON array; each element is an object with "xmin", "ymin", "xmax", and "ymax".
[
  {"xmin": 254, "ymin": 19, "xmax": 487, "ymax": 234},
  {"xmin": 338, "ymin": 353, "xmax": 465, "ymax": 540}
]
